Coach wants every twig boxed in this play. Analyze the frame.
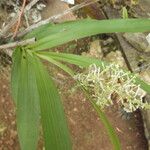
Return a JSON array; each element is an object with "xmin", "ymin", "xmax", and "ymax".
[
  {"xmin": 25, "ymin": 0, "xmax": 40, "ymax": 11},
  {"xmin": 0, "ymin": 0, "xmax": 40, "ymax": 38},
  {"xmin": 12, "ymin": 0, "xmax": 27, "ymax": 38},
  {"xmin": 0, "ymin": 15, "xmax": 19, "ymax": 38},
  {"xmin": 0, "ymin": 38, "xmax": 36, "ymax": 50},
  {"xmin": 17, "ymin": 0, "xmax": 100, "ymax": 38}
]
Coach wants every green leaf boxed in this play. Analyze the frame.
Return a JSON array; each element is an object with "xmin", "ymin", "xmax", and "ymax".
[
  {"xmin": 11, "ymin": 48, "xmax": 40, "ymax": 150},
  {"xmin": 36, "ymin": 53, "xmax": 74, "ymax": 76},
  {"xmin": 90, "ymin": 100, "xmax": 121, "ymax": 150},
  {"xmin": 11, "ymin": 47, "xmax": 22, "ymax": 104},
  {"xmin": 134, "ymin": 77, "xmax": 150, "ymax": 94},
  {"xmin": 27, "ymin": 19, "xmax": 150, "ymax": 51},
  {"xmin": 37, "ymin": 51, "xmax": 106, "ymax": 68},
  {"xmin": 122, "ymin": 7, "xmax": 128, "ymax": 19},
  {"xmin": 24, "ymin": 23, "xmax": 56, "ymax": 40},
  {"xmin": 31, "ymin": 55, "xmax": 72, "ymax": 150},
  {"xmin": 37, "ymin": 51, "xmax": 150, "ymax": 95}
]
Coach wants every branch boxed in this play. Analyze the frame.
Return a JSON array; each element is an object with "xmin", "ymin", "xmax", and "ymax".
[
  {"xmin": 25, "ymin": 0, "xmax": 40, "ymax": 11},
  {"xmin": 0, "ymin": 38, "xmax": 35, "ymax": 50},
  {"xmin": 16, "ymin": 0, "xmax": 100, "ymax": 38},
  {"xmin": 12, "ymin": 0, "xmax": 27, "ymax": 38}
]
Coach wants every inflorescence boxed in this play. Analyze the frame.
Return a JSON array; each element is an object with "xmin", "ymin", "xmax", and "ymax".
[{"xmin": 74, "ymin": 63, "xmax": 150, "ymax": 112}]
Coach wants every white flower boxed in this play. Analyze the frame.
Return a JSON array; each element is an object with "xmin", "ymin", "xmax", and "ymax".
[{"xmin": 74, "ymin": 63, "xmax": 149, "ymax": 112}]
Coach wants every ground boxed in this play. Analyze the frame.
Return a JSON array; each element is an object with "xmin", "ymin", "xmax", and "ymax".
[{"xmin": 0, "ymin": 67, "xmax": 148, "ymax": 149}]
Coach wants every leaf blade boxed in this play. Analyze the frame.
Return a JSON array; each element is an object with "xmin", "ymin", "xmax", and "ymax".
[
  {"xmin": 36, "ymin": 53, "xmax": 74, "ymax": 76},
  {"xmin": 91, "ymin": 101, "xmax": 121, "ymax": 150},
  {"xmin": 32, "ymin": 55, "xmax": 72, "ymax": 150},
  {"xmin": 11, "ymin": 48, "xmax": 40, "ymax": 150},
  {"xmin": 11, "ymin": 47, "xmax": 22, "ymax": 104},
  {"xmin": 27, "ymin": 19, "xmax": 150, "ymax": 51}
]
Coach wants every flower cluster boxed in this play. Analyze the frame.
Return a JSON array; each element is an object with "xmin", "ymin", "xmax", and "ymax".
[{"xmin": 74, "ymin": 64, "xmax": 150, "ymax": 112}]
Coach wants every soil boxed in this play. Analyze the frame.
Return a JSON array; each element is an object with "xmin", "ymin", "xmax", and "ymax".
[
  {"xmin": 0, "ymin": 0, "xmax": 149, "ymax": 150},
  {"xmin": 0, "ymin": 67, "xmax": 148, "ymax": 150},
  {"xmin": 0, "ymin": 71, "xmax": 19, "ymax": 150}
]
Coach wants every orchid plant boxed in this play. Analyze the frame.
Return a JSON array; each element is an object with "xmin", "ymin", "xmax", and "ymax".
[{"xmin": 11, "ymin": 18, "xmax": 150, "ymax": 150}]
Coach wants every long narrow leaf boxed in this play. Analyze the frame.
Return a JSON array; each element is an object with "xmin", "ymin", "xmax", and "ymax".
[
  {"xmin": 36, "ymin": 53, "xmax": 74, "ymax": 76},
  {"xmin": 37, "ymin": 51, "xmax": 105, "ymax": 68},
  {"xmin": 90, "ymin": 100, "xmax": 121, "ymax": 150},
  {"xmin": 11, "ymin": 48, "xmax": 40, "ymax": 150},
  {"xmin": 27, "ymin": 19, "xmax": 150, "ymax": 51},
  {"xmin": 31, "ymin": 55, "xmax": 72, "ymax": 150},
  {"xmin": 11, "ymin": 47, "xmax": 22, "ymax": 104}
]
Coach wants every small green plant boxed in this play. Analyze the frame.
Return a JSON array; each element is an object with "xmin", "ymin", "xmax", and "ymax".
[
  {"xmin": 122, "ymin": 7, "xmax": 128, "ymax": 19},
  {"xmin": 11, "ymin": 19, "xmax": 150, "ymax": 150}
]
